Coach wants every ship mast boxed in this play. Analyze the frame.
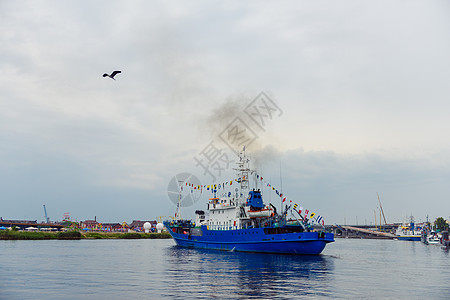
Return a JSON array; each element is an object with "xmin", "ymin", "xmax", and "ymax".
[
  {"xmin": 279, "ymin": 161, "xmax": 283, "ymax": 213},
  {"xmin": 234, "ymin": 147, "xmax": 250, "ymax": 205},
  {"xmin": 175, "ymin": 180, "xmax": 183, "ymax": 220}
]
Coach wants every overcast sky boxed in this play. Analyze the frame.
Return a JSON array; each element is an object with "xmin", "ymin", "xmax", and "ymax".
[{"xmin": 1, "ymin": 0, "xmax": 450, "ymax": 225}]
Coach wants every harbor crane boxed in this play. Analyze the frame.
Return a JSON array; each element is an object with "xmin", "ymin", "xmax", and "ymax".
[
  {"xmin": 43, "ymin": 205, "xmax": 50, "ymax": 223},
  {"xmin": 377, "ymin": 193, "xmax": 387, "ymax": 225}
]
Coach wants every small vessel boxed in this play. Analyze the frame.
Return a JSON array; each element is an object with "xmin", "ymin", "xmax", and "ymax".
[
  {"xmin": 441, "ymin": 231, "xmax": 450, "ymax": 248},
  {"xmin": 421, "ymin": 230, "xmax": 441, "ymax": 245},
  {"xmin": 164, "ymin": 149, "xmax": 334, "ymax": 255},
  {"xmin": 427, "ymin": 232, "xmax": 441, "ymax": 245},
  {"xmin": 395, "ymin": 219, "xmax": 422, "ymax": 241}
]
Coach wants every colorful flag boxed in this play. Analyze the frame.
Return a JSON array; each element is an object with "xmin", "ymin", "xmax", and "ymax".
[
  {"xmin": 298, "ymin": 206, "xmax": 303, "ymax": 214},
  {"xmin": 282, "ymin": 197, "xmax": 286, "ymax": 203},
  {"xmin": 315, "ymin": 215, "xmax": 323, "ymax": 224},
  {"xmin": 309, "ymin": 212, "xmax": 315, "ymax": 219}
]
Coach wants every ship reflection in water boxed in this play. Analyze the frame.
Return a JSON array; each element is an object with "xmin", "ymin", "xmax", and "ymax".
[{"xmin": 165, "ymin": 246, "xmax": 334, "ymax": 299}]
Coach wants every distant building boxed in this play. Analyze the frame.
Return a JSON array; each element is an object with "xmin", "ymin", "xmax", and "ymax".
[
  {"xmin": 76, "ymin": 218, "xmax": 158, "ymax": 232},
  {"xmin": 0, "ymin": 218, "xmax": 37, "ymax": 224},
  {"xmin": 80, "ymin": 216, "xmax": 99, "ymax": 230},
  {"xmin": 0, "ymin": 218, "xmax": 62, "ymax": 230},
  {"xmin": 129, "ymin": 220, "xmax": 157, "ymax": 232},
  {"xmin": 101, "ymin": 223, "xmax": 122, "ymax": 231}
]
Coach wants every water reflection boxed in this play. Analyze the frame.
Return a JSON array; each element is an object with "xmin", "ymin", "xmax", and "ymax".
[
  {"xmin": 2, "ymin": 239, "xmax": 450, "ymax": 299},
  {"xmin": 164, "ymin": 246, "xmax": 334, "ymax": 299}
]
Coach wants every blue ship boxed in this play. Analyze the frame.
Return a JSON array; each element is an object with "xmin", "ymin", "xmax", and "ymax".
[
  {"xmin": 395, "ymin": 218, "xmax": 422, "ymax": 241},
  {"xmin": 164, "ymin": 150, "xmax": 334, "ymax": 255}
]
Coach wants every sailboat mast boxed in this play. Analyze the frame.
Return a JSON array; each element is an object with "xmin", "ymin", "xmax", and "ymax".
[
  {"xmin": 374, "ymin": 210, "xmax": 377, "ymax": 231},
  {"xmin": 377, "ymin": 192, "xmax": 387, "ymax": 225}
]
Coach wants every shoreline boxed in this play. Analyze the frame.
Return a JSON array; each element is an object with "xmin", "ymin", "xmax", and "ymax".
[{"xmin": 0, "ymin": 230, "xmax": 171, "ymax": 240}]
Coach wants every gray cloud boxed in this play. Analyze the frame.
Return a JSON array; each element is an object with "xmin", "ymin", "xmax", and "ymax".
[{"xmin": 1, "ymin": 1, "xmax": 449, "ymax": 223}]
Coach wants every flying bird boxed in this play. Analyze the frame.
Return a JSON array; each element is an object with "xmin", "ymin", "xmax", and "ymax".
[{"xmin": 103, "ymin": 70, "xmax": 122, "ymax": 80}]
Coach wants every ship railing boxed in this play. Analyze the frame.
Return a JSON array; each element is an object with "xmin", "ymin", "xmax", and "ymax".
[
  {"xmin": 208, "ymin": 203, "xmax": 237, "ymax": 210},
  {"xmin": 208, "ymin": 225, "xmax": 240, "ymax": 231}
]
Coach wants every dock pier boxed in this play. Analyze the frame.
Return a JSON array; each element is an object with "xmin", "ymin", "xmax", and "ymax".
[{"xmin": 326, "ymin": 224, "xmax": 398, "ymax": 239}]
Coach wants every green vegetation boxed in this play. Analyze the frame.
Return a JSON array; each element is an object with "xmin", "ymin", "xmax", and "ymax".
[
  {"xmin": 81, "ymin": 231, "xmax": 171, "ymax": 239},
  {"xmin": 121, "ymin": 232, "xmax": 142, "ymax": 239},
  {"xmin": 57, "ymin": 231, "xmax": 82, "ymax": 240},
  {"xmin": 0, "ymin": 230, "xmax": 171, "ymax": 240},
  {"xmin": 84, "ymin": 232, "xmax": 108, "ymax": 239},
  {"xmin": 0, "ymin": 230, "xmax": 55, "ymax": 240},
  {"xmin": 434, "ymin": 217, "xmax": 449, "ymax": 232}
]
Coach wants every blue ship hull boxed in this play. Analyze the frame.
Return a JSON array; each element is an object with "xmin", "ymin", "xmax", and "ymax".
[
  {"xmin": 397, "ymin": 235, "xmax": 421, "ymax": 241},
  {"xmin": 165, "ymin": 224, "xmax": 334, "ymax": 255}
]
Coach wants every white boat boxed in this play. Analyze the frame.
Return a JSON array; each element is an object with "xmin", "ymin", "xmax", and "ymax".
[
  {"xmin": 422, "ymin": 230, "xmax": 441, "ymax": 245},
  {"xmin": 427, "ymin": 232, "xmax": 441, "ymax": 245}
]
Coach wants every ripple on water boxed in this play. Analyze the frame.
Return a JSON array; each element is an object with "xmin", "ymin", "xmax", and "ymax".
[{"xmin": 1, "ymin": 239, "xmax": 450, "ymax": 299}]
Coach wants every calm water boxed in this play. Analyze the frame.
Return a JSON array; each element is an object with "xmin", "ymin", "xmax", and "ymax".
[{"xmin": 1, "ymin": 238, "xmax": 449, "ymax": 299}]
